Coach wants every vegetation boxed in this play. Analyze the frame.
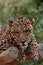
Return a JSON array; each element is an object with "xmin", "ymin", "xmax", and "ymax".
[{"xmin": 0, "ymin": 0, "xmax": 43, "ymax": 65}]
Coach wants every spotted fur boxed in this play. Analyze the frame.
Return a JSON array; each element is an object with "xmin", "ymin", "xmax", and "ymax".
[{"xmin": 0, "ymin": 16, "xmax": 39, "ymax": 61}]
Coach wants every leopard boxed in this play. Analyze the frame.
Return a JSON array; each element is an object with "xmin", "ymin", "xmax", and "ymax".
[{"xmin": 0, "ymin": 16, "xmax": 39, "ymax": 62}]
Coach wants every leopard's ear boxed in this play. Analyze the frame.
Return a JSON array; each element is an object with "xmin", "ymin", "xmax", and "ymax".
[
  {"xmin": 9, "ymin": 20, "xmax": 13, "ymax": 24},
  {"xmin": 8, "ymin": 20, "xmax": 13, "ymax": 26},
  {"xmin": 30, "ymin": 18, "xmax": 35, "ymax": 26}
]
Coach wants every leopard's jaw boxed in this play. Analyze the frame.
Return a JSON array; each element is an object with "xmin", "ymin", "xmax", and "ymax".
[
  {"xmin": 21, "ymin": 45, "xmax": 28, "ymax": 50},
  {"xmin": 20, "ymin": 42, "xmax": 28, "ymax": 51}
]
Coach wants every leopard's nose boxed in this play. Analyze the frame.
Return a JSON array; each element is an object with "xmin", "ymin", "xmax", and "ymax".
[{"xmin": 21, "ymin": 40, "xmax": 26, "ymax": 46}]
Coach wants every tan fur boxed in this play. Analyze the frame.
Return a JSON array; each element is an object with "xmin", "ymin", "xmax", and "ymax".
[{"xmin": 0, "ymin": 16, "xmax": 39, "ymax": 62}]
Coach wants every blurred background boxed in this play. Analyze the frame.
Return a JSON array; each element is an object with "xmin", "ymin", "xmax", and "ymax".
[{"xmin": 0, "ymin": 0, "xmax": 43, "ymax": 65}]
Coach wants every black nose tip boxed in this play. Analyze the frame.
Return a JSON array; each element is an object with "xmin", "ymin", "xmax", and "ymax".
[
  {"xmin": 22, "ymin": 43, "xmax": 26, "ymax": 46},
  {"xmin": 20, "ymin": 40, "xmax": 26, "ymax": 46}
]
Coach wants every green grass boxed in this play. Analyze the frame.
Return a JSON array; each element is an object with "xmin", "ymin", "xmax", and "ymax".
[{"xmin": 20, "ymin": 60, "xmax": 43, "ymax": 65}]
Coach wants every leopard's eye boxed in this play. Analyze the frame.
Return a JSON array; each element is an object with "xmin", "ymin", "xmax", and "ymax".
[
  {"xmin": 16, "ymin": 31, "xmax": 20, "ymax": 36},
  {"xmin": 25, "ymin": 30, "xmax": 29, "ymax": 35},
  {"xmin": 16, "ymin": 31, "xmax": 19, "ymax": 34},
  {"xmin": 25, "ymin": 29, "xmax": 31, "ymax": 35}
]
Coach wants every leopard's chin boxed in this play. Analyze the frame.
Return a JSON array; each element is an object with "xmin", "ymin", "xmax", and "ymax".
[{"xmin": 20, "ymin": 45, "xmax": 28, "ymax": 50}]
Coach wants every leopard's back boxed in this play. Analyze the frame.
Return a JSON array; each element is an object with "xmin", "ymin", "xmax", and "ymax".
[{"xmin": 0, "ymin": 26, "xmax": 10, "ymax": 53}]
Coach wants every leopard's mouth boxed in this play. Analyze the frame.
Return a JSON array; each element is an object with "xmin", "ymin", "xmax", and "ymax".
[
  {"xmin": 20, "ymin": 41, "xmax": 28, "ymax": 50},
  {"xmin": 20, "ymin": 39, "xmax": 32, "ymax": 51},
  {"xmin": 21, "ymin": 45, "xmax": 28, "ymax": 51},
  {"xmin": 14, "ymin": 39, "xmax": 31, "ymax": 51}
]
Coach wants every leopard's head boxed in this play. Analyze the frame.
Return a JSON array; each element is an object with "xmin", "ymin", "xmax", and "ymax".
[{"xmin": 9, "ymin": 17, "xmax": 35, "ymax": 50}]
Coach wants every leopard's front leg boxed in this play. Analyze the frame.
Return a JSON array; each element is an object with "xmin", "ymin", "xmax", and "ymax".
[
  {"xmin": 26, "ymin": 35, "xmax": 40, "ymax": 60},
  {"xmin": 17, "ymin": 50, "xmax": 26, "ymax": 63},
  {"xmin": 30, "ymin": 36, "xmax": 39, "ymax": 60}
]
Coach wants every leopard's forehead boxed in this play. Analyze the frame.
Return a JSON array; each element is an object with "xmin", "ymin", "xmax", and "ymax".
[{"xmin": 11, "ymin": 17, "xmax": 33, "ymax": 33}]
